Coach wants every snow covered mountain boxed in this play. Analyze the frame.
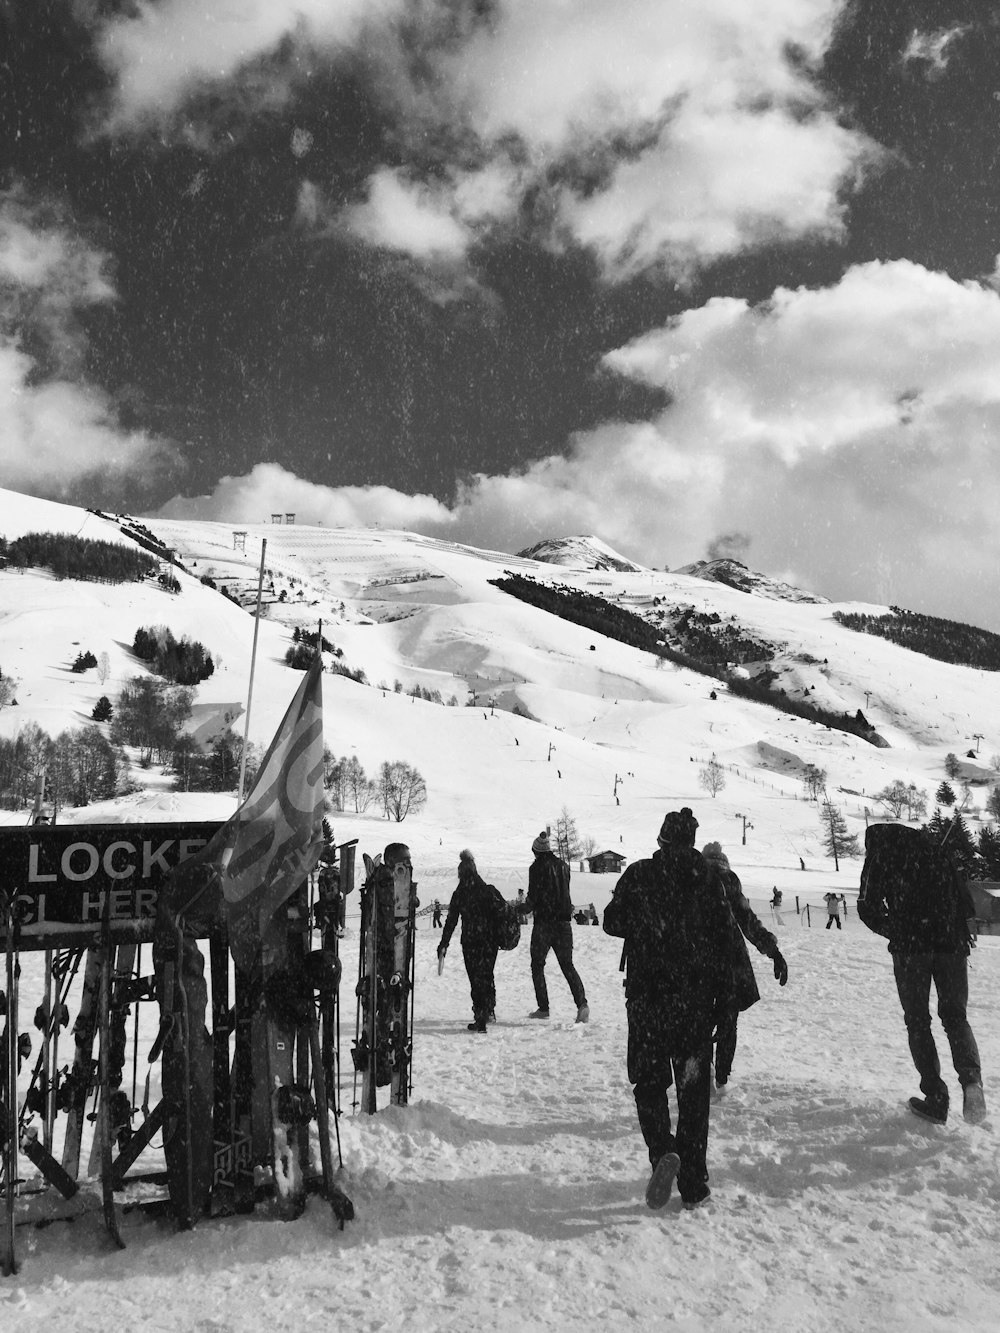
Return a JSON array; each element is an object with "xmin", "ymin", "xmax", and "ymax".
[
  {"xmin": 674, "ymin": 557, "xmax": 829, "ymax": 604},
  {"xmin": 517, "ymin": 534, "xmax": 647, "ymax": 572}
]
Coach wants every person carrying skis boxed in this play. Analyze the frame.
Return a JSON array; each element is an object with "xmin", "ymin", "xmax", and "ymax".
[
  {"xmin": 858, "ymin": 823, "xmax": 986, "ymax": 1125},
  {"xmin": 525, "ymin": 832, "xmax": 589, "ymax": 1023},
  {"xmin": 701, "ymin": 842, "xmax": 788, "ymax": 1090},
  {"xmin": 604, "ymin": 808, "xmax": 734, "ymax": 1210},
  {"xmin": 437, "ymin": 850, "xmax": 505, "ymax": 1032}
]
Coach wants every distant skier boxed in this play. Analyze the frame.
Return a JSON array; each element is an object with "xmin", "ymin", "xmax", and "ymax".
[
  {"xmin": 701, "ymin": 843, "xmax": 788, "ymax": 1090},
  {"xmin": 525, "ymin": 832, "xmax": 589, "ymax": 1023},
  {"xmin": 824, "ymin": 892, "xmax": 844, "ymax": 930},
  {"xmin": 432, "ymin": 899, "xmax": 443, "ymax": 928},
  {"xmin": 604, "ymin": 808, "xmax": 734, "ymax": 1210},
  {"xmin": 771, "ymin": 887, "xmax": 782, "ymax": 908},
  {"xmin": 437, "ymin": 850, "xmax": 505, "ymax": 1032},
  {"xmin": 858, "ymin": 823, "xmax": 986, "ymax": 1125}
]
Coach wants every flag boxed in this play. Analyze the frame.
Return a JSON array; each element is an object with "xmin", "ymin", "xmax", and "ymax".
[{"xmin": 177, "ymin": 655, "xmax": 326, "ymax": 970}]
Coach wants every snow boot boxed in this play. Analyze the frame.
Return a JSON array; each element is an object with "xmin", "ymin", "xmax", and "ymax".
[
  {"xmin": 963, "ymin": 1082, "xmax": 987, "ymax": 1125},
  {"xmin": 528, "ymin": 1009, "xmax": 549, "ymax": 1020},
  {"xmin": 682, "ymin": 1187, "xmax": 712, "ymax": 1211},
  {"xmin": 644, "ymin": 1152, "xmax": 680, "ymax": 1210},
  {"xmin": 575, "ymin": 1004, "xmax": 589, "ymax": 1024},
  {"xmin": 908, "ymin": 1095, "xmax": 948, "ymax": 1124}
]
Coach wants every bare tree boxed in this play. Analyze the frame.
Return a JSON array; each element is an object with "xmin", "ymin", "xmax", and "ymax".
[
  {"xmin": 802, "ymin": 764, "xmax": 827, "ymax": 801},
  {"xmin": 874, "ymin": 780, "xmax": 910, "ymax": 819},
  {"xmin": 97, "ymin": 651, "xmax": 111, "ymax": 685},
  {"xmin": 378, "ymin": 761, "xmax": 427, "ymax": 822},
  {"xmin": 342, "ymin": 756, "xmax": 375, "ymax": 813},
  {"xmin": 698, "ymin": 757, "xmax": 726, "ymax": 799},
  {"xmin": 554, "ymin": 807, "xmax": 583, "ymax": 861}
]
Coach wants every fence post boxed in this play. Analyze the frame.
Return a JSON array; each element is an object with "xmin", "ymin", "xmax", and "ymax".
[{"xmin": 806, "ymin": 904, "xmax": 811, "ymax": 928}]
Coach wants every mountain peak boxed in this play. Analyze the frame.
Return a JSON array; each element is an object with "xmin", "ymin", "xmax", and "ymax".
[
  {"xmin": 517, "ymin": 535, "xmax": 646, "ymax": 573},
  {"xmin": 675, "ymin": 557, "xmax": 828, "ymax": 604}
]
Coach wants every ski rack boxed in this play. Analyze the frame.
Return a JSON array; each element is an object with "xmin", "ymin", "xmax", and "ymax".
[{"xmin": 0, "ymin": 822, "xmax": 357, "ymax": 1271}]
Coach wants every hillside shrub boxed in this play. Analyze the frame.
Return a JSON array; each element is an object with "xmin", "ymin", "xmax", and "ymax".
[{"xmin": 71, "ymin": 650, "xmax": 98, "ymax": 673}]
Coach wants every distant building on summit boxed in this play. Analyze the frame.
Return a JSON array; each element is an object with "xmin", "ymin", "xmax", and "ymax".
[{"xmin": 585, "ymin": 850, "xmax": 628, "ymax": 874}]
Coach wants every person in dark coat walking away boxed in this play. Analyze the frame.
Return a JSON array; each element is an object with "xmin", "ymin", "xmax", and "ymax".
[
  {"xmin": 526, "ymin": 832, "xmax": 589, "ymax": 1022},
  {"xmin": 437, "ymin": 850, "xmax": 505, "ymax": 1032},
  {"xmin": 701, "ymin": 843, "xmax": 788, "ymax": 1090},
  {"xmin": 604, "ymin": 808, "xmax": 735, "ymax": 1210},
  {"xmin": 858, "ymin": 823, "xmax": 986, "ymax": 1124},
  {"xmin": 432, "ymin": 899, "xmax": 443, "ymax": 928}
]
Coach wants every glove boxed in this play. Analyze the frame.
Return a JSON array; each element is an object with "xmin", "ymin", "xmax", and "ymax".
[
  {"xmin": 437, "ymin": 943, "xmax": 447, "ymax": 960},
  {"xmin": 773, "ymin": 951, "xmax": 788, "ymax": 987}
]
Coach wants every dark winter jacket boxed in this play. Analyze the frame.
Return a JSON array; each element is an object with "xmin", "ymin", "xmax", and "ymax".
[
  {"xmin": 441, "ymin": 872, "xmax": 505, "ymax": 953},
  {"xmin": 713, "ymin": 867, "xmax": 780, "ymax": 1012},
  {"xmin": 603, "ymin": 846, "xmax": 735, "ymax": 1048},
  {"xmin": 858, "ymin": 823, "xmax": 975, "ymax": 955},
  {"xmin": 526, "ymin": 850, "xmax": 573, "ymax": 922}
]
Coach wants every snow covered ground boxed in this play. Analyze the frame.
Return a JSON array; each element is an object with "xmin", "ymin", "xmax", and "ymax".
[
  {"xmin": 5, "ymin": 915, "xmax": 999, "ymax": 1333},
  {"xmin": 1, "ymin": 487, "xmax": 999, "ymax": 1329}
]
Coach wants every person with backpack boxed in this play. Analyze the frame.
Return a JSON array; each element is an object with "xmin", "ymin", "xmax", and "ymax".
[
  {"xmin": 604, "ymin": 809, "xmax": 734, "ymax": 1210},
  {"xmin": 701, "ymin": 842, "xmax": 788, "ymax": 1090},
  {"xmin": 525, "ymin": 831, "xmax": 589, "ymax": 1023},
  {"xmin": 437, "ymin": 849, "xmax": 505, "ymax": 1033},
  {"xmin": 858, "ymin": 822, "xmax": 986, "ymax": 1125}
]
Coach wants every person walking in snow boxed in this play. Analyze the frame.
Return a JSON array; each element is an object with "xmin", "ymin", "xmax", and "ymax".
[
  {"xmin": 604, "ymin": 808, "xmax": 735, "ymax": 1210},
  {"xmin": 858, "ymin": 823, "xmax": 986, "ymax": 1125},
  {"xmin": 701, "ymin": 842, "xmax": 788, "ymax": 1091},
  {"xmin": 525, "ymin": 831, "xmax": 589, "ymax": 1023},
  {"xmin": 437, "ymin": 850, "xmax": 505, "ymax": 1033},
  {"xmin": 824, "ymin": 891, "xmax": 844, "ymax": 929},
  {"xmin": 432, "ymin": 899, "xmax": 443, "ymax": 928}
]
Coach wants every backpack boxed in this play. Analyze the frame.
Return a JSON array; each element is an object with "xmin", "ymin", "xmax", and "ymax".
[{"xmin": 494, "ymin": 897, "xmax": 521, "ymax": 951}]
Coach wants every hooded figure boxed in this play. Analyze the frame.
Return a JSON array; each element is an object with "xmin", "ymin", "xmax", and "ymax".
[
  {"xmin": 700, "ymin": 842, "xmax": 787, "ymax": 1089},
  {"xmin": 603, "ymin": 809, "xmax": 733, "ymax": 1210},
  {"xmin": 438, "ymin": 850, "xmax": 505, "ymax": 1032}
]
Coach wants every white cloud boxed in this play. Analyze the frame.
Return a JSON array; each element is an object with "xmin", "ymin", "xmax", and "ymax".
[
  {"xmin": 96, "ymin": 0, "xmax": 406, "ymax": 130},
  {"xmin": 902, "ymin": 27, "xmax": 967, "ymax": 76},
  {"xmin": 152, "ymin": 463, "xmax": 454, "ymax": 531},
  {"xmin": 0, "ymin": 194, "xmax": 180, "ymax": 495},
  {"xmin": 340, "ymin": 169, "xmax": 471, "ymax": 261}
]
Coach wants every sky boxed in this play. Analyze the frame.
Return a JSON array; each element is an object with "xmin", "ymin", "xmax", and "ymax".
[{"xmin": 3, "ymin": 1, "xmax": 1000, "ymax": 628}]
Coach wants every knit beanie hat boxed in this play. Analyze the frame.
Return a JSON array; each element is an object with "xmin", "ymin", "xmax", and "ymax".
[
  {"xmin": 531, "ymin": 832, "xmax": 549, "ymax": 856},
  {"xmin": 701, "ymin": 841, "xmax": 730, "ymax": 871},
  {"xmin": 459, "ymin": 848, "xmax": 477, "ymax": 872},
  {"xmin": 657, "ymin": 807, "xmax": 699, "ymax": 848}
]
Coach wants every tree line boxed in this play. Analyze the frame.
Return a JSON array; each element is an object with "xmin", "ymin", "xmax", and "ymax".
[
  {"xmin": 833, "ymin": 607, "xmax": 1000, "ymax": 671},
  {"xmin": 0, "ymin": 532, "xmax": 157, "ymax": 583}
]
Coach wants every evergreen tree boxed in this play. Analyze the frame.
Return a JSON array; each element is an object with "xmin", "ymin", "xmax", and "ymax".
[
  {"xmin": 977, "ymin": 826, "xmax": 1000, "ymax": 880},
  {"xmin": 819, "ymin": 799, "xmax": 860, "ymax": 871},
  {"xmin": 944, "ymin": 753, "xmax": 961, "ymax": 780},
  {"xmin": 91, "ymin": 695, "xmax": 113, "ymax": 722},
  {"xmin": 935, "ymin": 781, "xmax": 956, "ymax": 808}
]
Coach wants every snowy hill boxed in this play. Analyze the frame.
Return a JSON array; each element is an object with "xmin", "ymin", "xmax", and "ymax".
[
  {"xmin": 0, "ymin": 485, "xmax": 998, "ymax": 1329},
  {"xmin": 517, "ymin": 534, "xmax": 647, "ymax": 573},
  {"xmin": 674, "ymin": 556, "xmax": 829, "ymax": 604}
]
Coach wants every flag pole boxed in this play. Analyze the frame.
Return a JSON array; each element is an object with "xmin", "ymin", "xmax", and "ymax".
[{"xmin": 238, "ymin": 538, "xmax": 268, "ymax": 805}]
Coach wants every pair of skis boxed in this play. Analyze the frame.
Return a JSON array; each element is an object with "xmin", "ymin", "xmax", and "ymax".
[{"xmin": 353, "ymin": 855, "xmax": 417, "ymax": 1114}]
